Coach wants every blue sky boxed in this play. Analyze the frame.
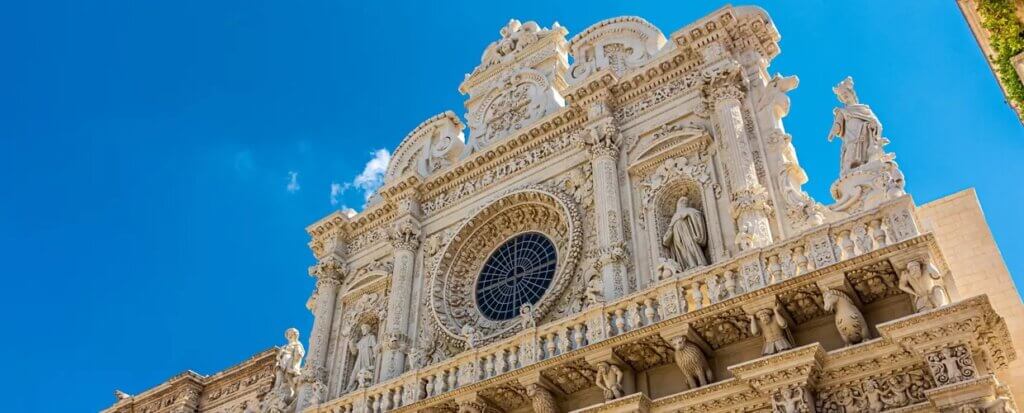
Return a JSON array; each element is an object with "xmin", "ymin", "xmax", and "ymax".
[{"xmin": 2, "ymin": 1, "xmax": 1022, "ymax": 411}]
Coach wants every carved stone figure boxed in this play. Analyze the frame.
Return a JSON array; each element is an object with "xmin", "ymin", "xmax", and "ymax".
[
  {"xmin": 828, "ymin": 77, "xmax": 887, "ymax": 174},
  {"xmin": 749, "ymin": 306, "xmax": 794, "ymax": 356},
  {"xmin": 655, "ymin": 257, "xmax": 683, "ymax": 281},
  {"xmin": 827, "ymin": 77, "xmax": 905, "ymax": 213},
  {"xmin": 462, "ymin": 324, "xmax": 478, "ymax": 348},
  {"xmin": 260, "ymin": 328, "xmax": 305, "ymax": 413},
  {"xmin": 772, "ymin": 386, "xmax": 813, "ymax": 413},
  {"xmin": 670, "ymin": 336, "xmax": 713, "ymax": 390},
  {"xmin": 662, "ymin": 196, "xmax": 709, "ymax": 270},
  {"xmin": 594, "ymin": 362, "xmax": 624, "ymax": 401},
  {"xmin": 584, "ymin": 267, "xmax": 604, "ymax": 308},
  {"xmin": 520, "ymin": 304, "xmax": 536, "ymax": 330},
  {"xmin": 526, "ymin": 383, "xmax": 559, "ymax": 413},
  {"xmin": 822, "ymin": 289, "xmax": 870, "ymax": 346},
  {"xmin": 898, "ymin": 260, "xmax": 950, "ymax": 312},
  {"xmin": 347, "ymin": 323, "xmax": 380, "ymax": 391}
]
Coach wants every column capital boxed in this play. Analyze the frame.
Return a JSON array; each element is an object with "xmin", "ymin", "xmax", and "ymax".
[
  {"xmin": 700, "ymin": 64, "xmax": 747, "ymax": 103},
  {"xmin": 308, "ymin": 256, "xmax": 347, "ymax": 284},
  {"xmin": 583, "ymin": 121, "xmax": 622, "ymax": 160},
  {"xmin": 387, "ymin": 218, "xmax": 421, "ymax": 251}
]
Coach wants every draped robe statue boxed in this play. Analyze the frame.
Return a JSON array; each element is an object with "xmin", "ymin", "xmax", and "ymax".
[
  {"xmin": 346, "ymin": 323, "xmax": 379, "ymax": 390},
  {"xmin": 662, "ymin": 196, "xmax": 708, "ymax": 271},
  {"xmin": 827, "ymin": 76, "xmax": 887, "ymax": 175}
]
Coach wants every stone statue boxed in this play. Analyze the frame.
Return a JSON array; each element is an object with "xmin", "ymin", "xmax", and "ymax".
[
  {"xmin": 749, "ymin": 306, "xmax": 793, "ymax": 356},
  {"xmin": 462, "ymin": 324, "xmax": 478, "ymax": 348},
  {"xmin": 670, "ymin": 336, "xmax": 713, "ymax": 390},
  {"xmin": 662, "ymin": 196, "xmax": 709, "ymax": 270},
  {"xmin": 828, "ymin": 77, "xmax": 887, "ymax": 175},
  {"xmin": 822, "ymin": 289, "xmax": 871, "ymax": 346},
  {"xmin": 346, "ymin": 323, "xmax": 380, "ymax": 391},
  {"xmin": 826, "ymin": 76, "xmax": 905, "ymax": 213},
  {"xmin": 583, "ymin": 267, "xmax": 604, "ymax": 308},
  {"xmin": 520, "ymin": 304, "xmax": 536, "ymax": 330},
  {"xmin": 594, "ymin": 362, "xmax": 624, "ymax": 401},
  {"xmin": 898, "ymin": 260, "xmax": 950, "ymax": 312},
  {"xmin": 260, "ymin": 328, "xmax": 305, "ymax": 413}
]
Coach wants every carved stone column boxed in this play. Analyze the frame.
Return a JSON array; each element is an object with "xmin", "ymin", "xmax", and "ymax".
[
  {"xmin": 703, "ymin": 68, "xmax": 773, "ymax": 250},
  {"xmin": 297, "ymin": 256, "xmax": 346, "ymax": 410},
  {"xmin": 380, "ymin": 197, "xmax": 422, "ymax": 381},
  {"xmin": 584, "ymin": 113, "xmax": 629, "ymax": 300}
]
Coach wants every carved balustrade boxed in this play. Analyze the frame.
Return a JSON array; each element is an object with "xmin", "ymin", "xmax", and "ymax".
[{"xmin": 309, "ymin": 196, "xmax": 949, "ymax": 413}]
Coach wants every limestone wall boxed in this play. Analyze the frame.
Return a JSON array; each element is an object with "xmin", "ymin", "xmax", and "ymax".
[{"xmin": 918, "ymin": 188, "xmax": 1024, "ymax": 399}]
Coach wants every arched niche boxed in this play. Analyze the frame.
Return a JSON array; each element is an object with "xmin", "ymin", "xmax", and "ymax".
[
  {"xmin": 333, "ymin": 291, "xmax": 386, "ymax": 396},
  {"xmin": 637, "ymin": 156, "xmax": 726, "ymax": 280}
]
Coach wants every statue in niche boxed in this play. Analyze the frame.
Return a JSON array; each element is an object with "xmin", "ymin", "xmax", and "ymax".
[
  {"xmin": 898, "ymin": 260, "xmax": 950, "ymax": 312},
  {"xmin": 827, "ymin": 76, "xmax": 888, "ymax": 175},
  {"xmin": 662, "ymin": 196, "xmax": 709, "ymax": 271},
  {"xmin": 346, "ymin": 323, "xmax": 380, "ymax": 391},
  {"xmin": 260, "ymin": 328, "xmax": 304, "ymax": 413},
  {"xmin": 749, "ymin": 305, "xmax": 794, "ymax": 356}
]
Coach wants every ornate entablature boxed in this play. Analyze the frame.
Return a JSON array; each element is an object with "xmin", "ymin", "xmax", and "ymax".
[{"xmin": 107, "ymin": 5, "xmax": 1024, "ymax": 413}]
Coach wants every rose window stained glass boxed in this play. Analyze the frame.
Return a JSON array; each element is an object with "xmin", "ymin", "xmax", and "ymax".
[{"xmin": 475, "ymin": 232, "xmax": 558, "ymax": 321}]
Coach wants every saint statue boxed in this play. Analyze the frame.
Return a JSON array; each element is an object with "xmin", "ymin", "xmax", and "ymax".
[
  {"xmin": 662, "ymin": 196, "xmax": 709, "ymax": 271},
  {"xmin": 346, "ymin": 323, "xmax": 380, "ymax": 391},
  {"xmin": 827, "ymin": 76, "xmax": 888, "ymax": 175}
]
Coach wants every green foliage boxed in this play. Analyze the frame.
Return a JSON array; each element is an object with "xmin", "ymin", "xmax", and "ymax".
[{"xmin": 976, "ymin": 0, "xmax": 1024, "ymax": 109}]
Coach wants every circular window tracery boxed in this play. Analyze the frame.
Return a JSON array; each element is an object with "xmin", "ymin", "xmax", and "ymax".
[
  {"xmin": 475, "ymin": 232, "xmax": 557, "ymax": 321},
  {"xmin": 428, "ymin": 186, "xmax": 583, "ymax": 347}
]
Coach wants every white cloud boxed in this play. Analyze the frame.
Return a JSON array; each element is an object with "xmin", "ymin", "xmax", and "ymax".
[
  {"xmin": 352, "ymin": 149, "xmax": 391, "ymax": 202},
  {"xmin": 328, "ymin": 149, "xmax": 391, "ymax": 213},
  {"xmin": 329, "ymin": 182, "xmax": 348, "ymax": 206},
  {"xmin": 286, "ymin": 171, "xmax": 300, "ymax": 193}
]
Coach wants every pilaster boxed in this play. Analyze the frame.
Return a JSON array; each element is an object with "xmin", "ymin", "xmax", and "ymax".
[
  {"xmin": 702, "ymin": 65, "xmax": 774, "ymax": 250},
  {"xmin": 584, "ymin": 97, "xmax": 630, "ymax": 300},
  {"xmin": 380, "ymin": 192, "xmax": 422, "ymax": 381},
  {"xmin": 297, "ymin": 255, "xmax": 346, "ymax": 410}
]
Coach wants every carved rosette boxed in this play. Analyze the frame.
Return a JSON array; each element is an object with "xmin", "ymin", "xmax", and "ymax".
[{"xmin": 428, "ymin": 186, "xmax": 583, "ymax": 347}]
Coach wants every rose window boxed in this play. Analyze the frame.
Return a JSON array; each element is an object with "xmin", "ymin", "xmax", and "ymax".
[
  {"xmin": 475, "ymin": 232, "xmax": 557, "ymax": 321},
  {"xmin": 428, "ymin": 187, "xmax": 583, "ymax": 346}
]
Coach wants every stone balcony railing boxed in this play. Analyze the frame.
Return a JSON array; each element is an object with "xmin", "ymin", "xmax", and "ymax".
[{"xmin": 308, "ymin": 195, "xmax": 1009, "ymax": 413}]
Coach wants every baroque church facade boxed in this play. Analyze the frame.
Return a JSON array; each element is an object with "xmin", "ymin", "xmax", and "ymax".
[{"xmin": 104, "ymin": 6, "xmax": 1024, "ymax": 413}]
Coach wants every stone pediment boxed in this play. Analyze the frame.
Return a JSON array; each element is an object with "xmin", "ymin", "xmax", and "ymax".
[
  {"xmin": 385, "ymin": 111, "xmax": 465, "ymax": 185},
  {"xmin": 568, "ymin": 16, "xmax": 668, "ymax": 85},
  {"xmin": 460, "ymin": 20, "xmax": 569, "ymax": 156}
]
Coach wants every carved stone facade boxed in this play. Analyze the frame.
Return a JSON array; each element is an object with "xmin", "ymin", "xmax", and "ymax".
[{"xmin": 105, "ymin": 6, "xmax": 1024, "ymax": 413}]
